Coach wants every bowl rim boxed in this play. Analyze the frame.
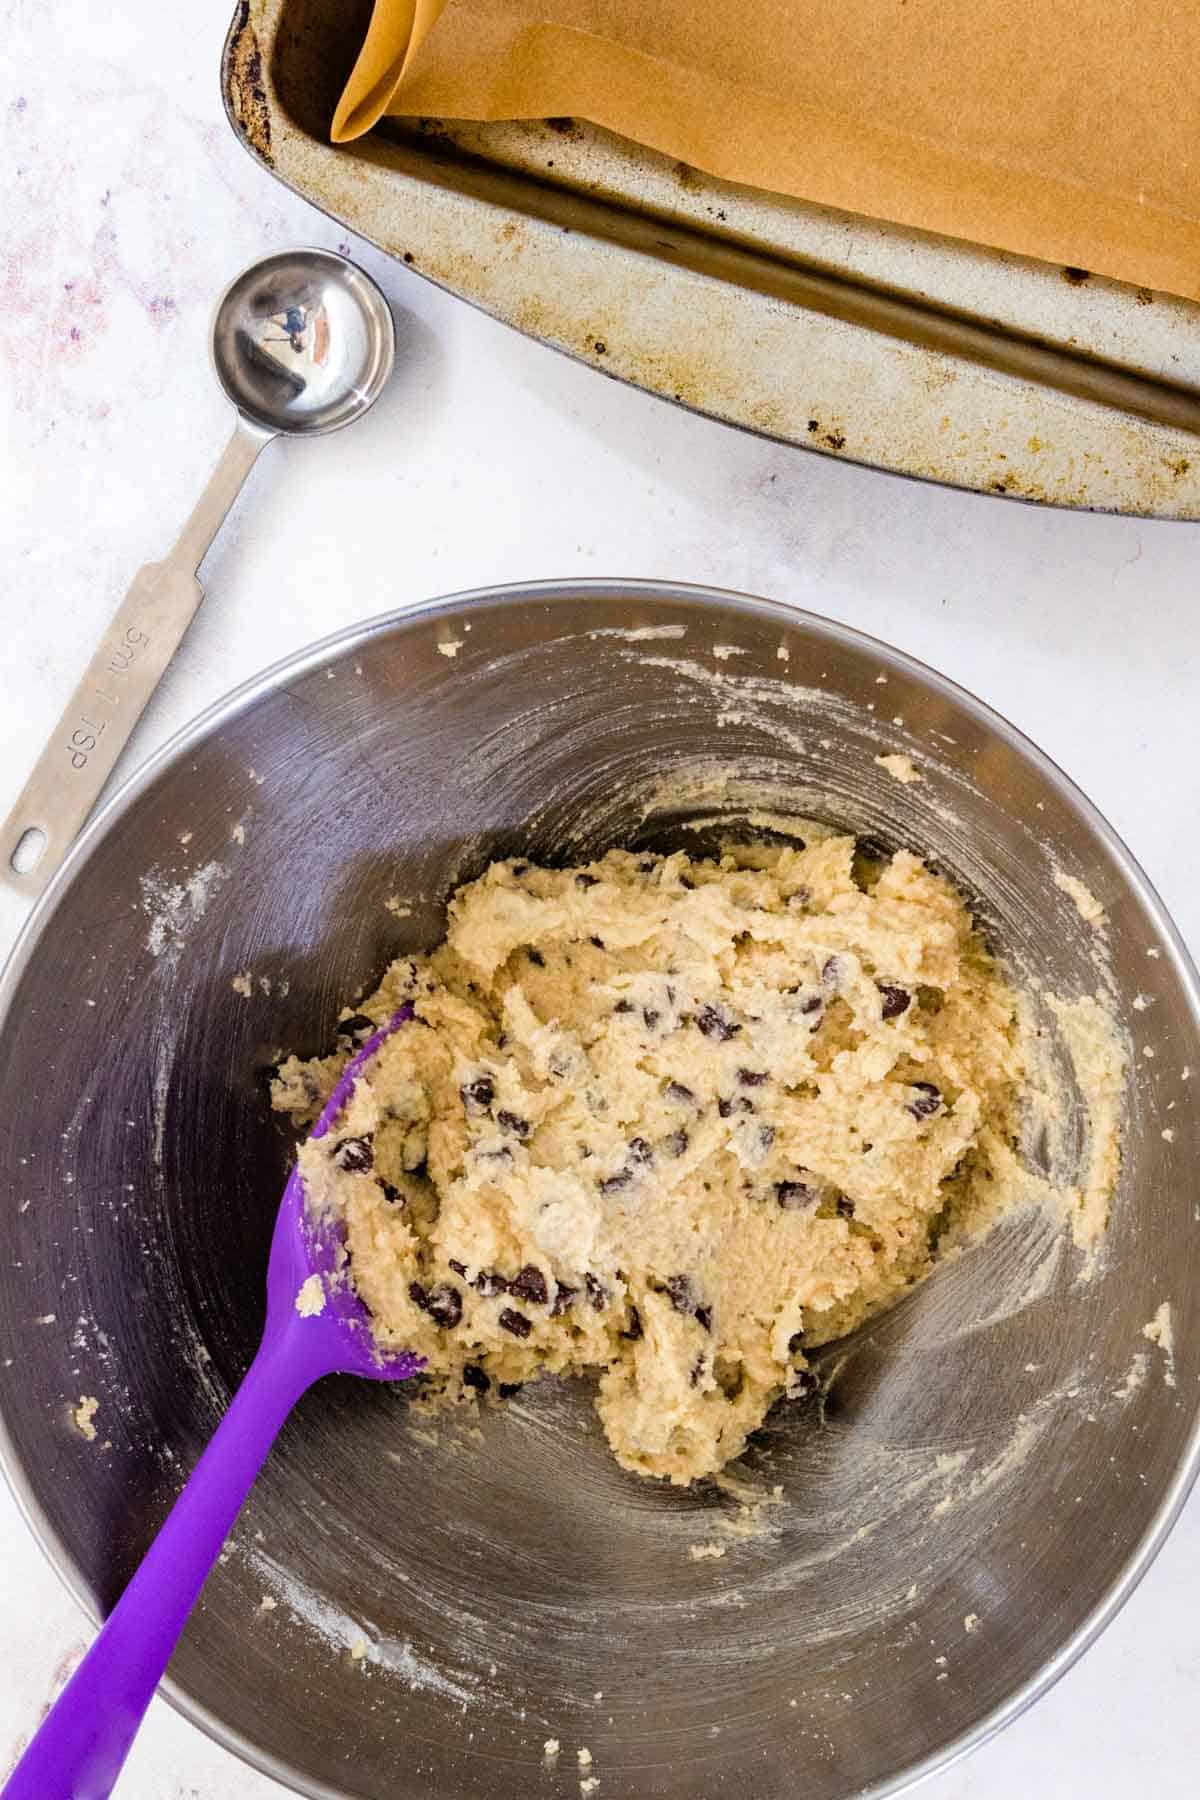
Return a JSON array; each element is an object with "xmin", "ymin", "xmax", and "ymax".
[{"xmin": 3, "ymin": 574, "xmax": 1199, "ymax": 1800}]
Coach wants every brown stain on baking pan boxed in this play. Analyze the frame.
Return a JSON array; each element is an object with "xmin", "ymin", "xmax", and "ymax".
[{"xmin": 224, "ymin": 2, "xmax": 273, "ymax": 164}]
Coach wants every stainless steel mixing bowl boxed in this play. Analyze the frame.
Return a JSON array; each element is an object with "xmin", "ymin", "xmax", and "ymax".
[{"xmin": 1, "ymin": 580, "xmax": 1197, "ymax": 1800}]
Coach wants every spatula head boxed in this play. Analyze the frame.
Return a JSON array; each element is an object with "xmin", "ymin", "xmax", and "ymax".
[{"xmin": 266, "ymin": 1003, "xmax": 424, "ymax": 1381}]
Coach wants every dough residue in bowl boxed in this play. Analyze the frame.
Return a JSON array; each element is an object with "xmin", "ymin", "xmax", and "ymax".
[{"xmin": 274, "ymin": 839, "xmax": 1114, "ymax": 1486}]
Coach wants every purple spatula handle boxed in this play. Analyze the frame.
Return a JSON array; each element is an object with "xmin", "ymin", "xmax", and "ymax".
[
  {"xmin": 4, "ymin": 1317, "xmax": 327, "ymax": 1800},
  {"xmin": 5, "ymin": 1005, "xmax": 420, "ymax": 1800}
]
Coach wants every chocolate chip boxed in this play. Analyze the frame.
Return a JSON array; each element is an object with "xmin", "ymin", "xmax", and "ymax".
[
  {"xmin": 696, "ymin": 1003, "xmax": 741, "ymax": 1042},
  {"xmin": 613, "ymin": 999, "xmax": 635, "ymax": 1014},
  {"xmin": 821, "ymin": 956, "xmax": 843, "ymax": 988},
  {"xmin": 511, "ymin": 863, "xmax": 530, "ymax": 877},
  {"xmin": 665, "ymin": 1274, "xmax": 696, "ymax": 1314},
  {"xmin": 643, "ymin": 1007, "xmax": 661, "ymax": 1029},
  {"xmin": 498, "ymin": 1308, "xmax": 532, "ymax": 1339},
  {"xmin": 448, "ymin": 1258, "xmax": 467, "ymax": 1277},
  {"xmin": 717, "ymin": 1097, "xmax": 734, "ymax": 1118},
  {"xmin": 476, "ymin": 1145, "xmax": 514, "ymax": 1166},
  {"xmin": 333, "ymin": 1135, "xmax": 374, "ymax": 1173},
  {"xmin": 666, "ymin": 1081, "xmax": 696, "ymax": 1105},
  {"xmin": 599, "ymin": 1168, "xmax": 633, "ymax": 1196},
  {"xmin": 758, "ymin": 1125, "xmax": 776, "ymax": 1152},
  {"xmin": 526, "ymin": 947, "xmax": 545, "ymax": 967},
  {"xmin": 585, "ymin": 1274, "xmax": 609, "ymax": 1311},
  {"xmin": 627, "ymin": 1136, "xmax": 653, "ymax": 1165},
  {"xmin": 665, "ymin": 1128, "xmax": 689, "ymax": 1157},
  {"xmin": 510, "ymin": 1264, "xmax": 549, "ymax": 1305},
  {"xmin": 336, "ymin": 1013, "xmax": 374, "ymax": 1038},
  {"xmin": 575, "ymin": 872, "xmax": 598, "ymax": 888},
  {"xmin": 836, "ymin": 1196, "xmax": 856, "ymax": 1218},
  {"xmin": 496, "ymin": 1109, "xmax": 531, "ymax": 1138},
  {"xmin": 380, "ymin": 1181, "xmax": 403, "ymax": 1205},
  {"xmin": 663, "ymin": 1275, "xmax": 712, "ymax": 1329},
  {"xmin": 907, "ymin": 1081, "xmax": 942, "ymax": 1119},
  {"xmin": 460, "ymin": 1075, "xmax": 495, "ymax": 1112},
  {"xmin": 427, "ymin": 1287, "xmax": 463, "ymax": 1329},
  {"xmin": 798, "ymin": 994, "xmax": 823, "ymax": 1015},
  {"xmin": 409, "ymin": 1281, "xmax": 462, "ymax": 1328},
  {"xmin": 498, "ymin": 1382, "xmax": 523, "ymax": 1399},
  {"xmin": 776, "ymin": 1179, "xmax": 820, "ymax": 1211},
  {"xmin": 551, "ymin": 1283, "xmax": 577, "ymax": 1316},
  {"xmin": 879, "ymin": 985, "xmax": 911, "ymax": 1020},
  {"xmin": 589, "ymin": 935, "xmax": 605, "ymax": 949},
  {"xmin": 737, "ymin": 1068, "xmax": 768, "ymax": 1087},
  {"xmin": 621, "ymin": 1305, "xmax": 644, "ymax": 1340},
  {"xmin": 689, "ymin": 1353, "xmax": 707, "ymax": 1387},
  {"xmin": 474, "ymin": 1270, "xmax": 509, "ymax": 1298},
  {"xmin": 463, "ymin": 1364, "xmax": 490, "ymax": 1393}
]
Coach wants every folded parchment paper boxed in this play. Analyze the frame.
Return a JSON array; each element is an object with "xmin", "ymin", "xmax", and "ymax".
[{"xmin": 332, "ymin": 1, "xmax": 1199, "ymax": 301}]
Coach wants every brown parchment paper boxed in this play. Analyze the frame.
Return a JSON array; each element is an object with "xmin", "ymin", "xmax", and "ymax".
[{"xmin": 331, "ymin": 1, "xmax": 1200, "ymax": 302}]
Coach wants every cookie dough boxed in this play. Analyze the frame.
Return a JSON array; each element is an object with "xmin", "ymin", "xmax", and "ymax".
[{"xmin": 274, "ymin": 838, "xmax": 1025, "ymax": 1485}]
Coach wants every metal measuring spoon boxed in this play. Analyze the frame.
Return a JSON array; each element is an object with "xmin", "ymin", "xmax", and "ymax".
[{"xmin": 1, "ymin": 247, "xmax": 395, "ymax": 897}]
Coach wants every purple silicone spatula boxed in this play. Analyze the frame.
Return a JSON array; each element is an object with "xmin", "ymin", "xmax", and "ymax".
[{"xmin": 5, "ymin": 1006, "xmax": 423, "ymax": 1800}]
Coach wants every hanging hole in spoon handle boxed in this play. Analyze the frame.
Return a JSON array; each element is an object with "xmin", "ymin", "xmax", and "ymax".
[{"xmin": 0, "ymin": 421, "xmax": 271, "ymax": 898}]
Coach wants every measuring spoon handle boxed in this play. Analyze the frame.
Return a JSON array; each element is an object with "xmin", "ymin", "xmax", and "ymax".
[{"xmin": 0, "ymin": 418, "xmax": 271, "ymax": 898}]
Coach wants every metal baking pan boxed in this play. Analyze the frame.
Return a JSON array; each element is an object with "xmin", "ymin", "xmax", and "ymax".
[{"xmin": 223, "ymin": 0, "xmax": 1200, "ymax": 517}]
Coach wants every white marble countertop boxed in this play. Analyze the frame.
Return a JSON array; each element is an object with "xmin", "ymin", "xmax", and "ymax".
[{"xmin": 2, "ymin": 4, "xmax": 1198, "ymax": 1795}]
